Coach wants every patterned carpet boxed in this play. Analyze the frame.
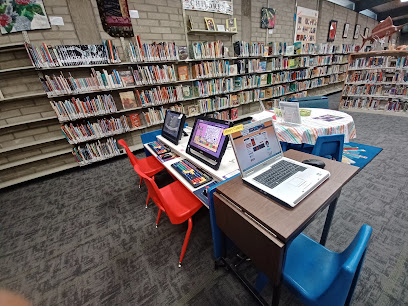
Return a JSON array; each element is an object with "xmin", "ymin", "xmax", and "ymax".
[{"xmin": 1, "ymin": 110, "xmax": 408, "ymax": 305}]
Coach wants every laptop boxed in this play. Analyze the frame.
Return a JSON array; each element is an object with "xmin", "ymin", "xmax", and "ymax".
[{"xmin": 230, "ymin": 118, "xmax": 330, "ymax": 207}]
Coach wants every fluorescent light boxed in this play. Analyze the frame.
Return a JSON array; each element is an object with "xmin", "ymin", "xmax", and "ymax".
[{"xmin": 401, "ymin": 0, "xmax": 408, "ymax": 3}]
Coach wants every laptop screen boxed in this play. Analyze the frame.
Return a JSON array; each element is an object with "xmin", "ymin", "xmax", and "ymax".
[{"xmin": 231, "ymin": 120, "xmax": 281, "ymax": 172}]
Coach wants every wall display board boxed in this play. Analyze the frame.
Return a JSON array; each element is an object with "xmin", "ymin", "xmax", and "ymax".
[
  {"xmin": 182, "ymin": 0, "xmax": 233, "ymax": 15},
  {"xmin": 294, "ymin": 6, "xmax": 318, "ymax": 45}
]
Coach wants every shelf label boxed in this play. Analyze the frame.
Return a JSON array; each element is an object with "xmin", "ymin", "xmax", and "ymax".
[{"xmin": 223, "ymin": 124, "xmax": 243, "ymax": 136}]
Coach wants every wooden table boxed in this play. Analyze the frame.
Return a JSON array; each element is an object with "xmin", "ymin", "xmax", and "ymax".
[{"xmin": 213, "ymin": 150, "xmax": 359, "ymax": 305}]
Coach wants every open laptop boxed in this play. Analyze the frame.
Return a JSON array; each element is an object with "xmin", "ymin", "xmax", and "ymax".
[{"xmin": 230, "ymin": 118, "xmax": 330, "ymax": 207}]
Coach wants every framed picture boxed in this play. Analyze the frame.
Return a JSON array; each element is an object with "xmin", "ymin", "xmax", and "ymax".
[
  {"xmin": 353, "ymin": 24, "xmax": 360, "ymax": 39},
  {"xmin": 204, "ymin": 17, "xmax": 215, "ymax": 31},
  {"xmin": 327, "ymin": 20, "xmax": 337, "ymax": 42},
  {"xmin": 261, "ymin": 7, "xmax": 276, "ymax": 29},
  {"xmin": 226, "ymin": 18, "xmax": 237, "ymax": 32},
  {"xmin": 343, "ymin": 23, "xmax": 349, "ymax": 38},
  {"xmin": 363, "ymin": 27, "xmax": 370, "ymax": 39}
]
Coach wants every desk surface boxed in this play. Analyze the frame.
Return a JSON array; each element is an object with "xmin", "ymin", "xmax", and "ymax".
[{"xmin": 215, "ymin": 150, "xmax": 359, "ymax": 242}]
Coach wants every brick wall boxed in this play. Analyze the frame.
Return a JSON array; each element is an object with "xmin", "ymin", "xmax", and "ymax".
[{"xmin": 0, "ymin": 0, "xmax": 379, "ymax": 187}]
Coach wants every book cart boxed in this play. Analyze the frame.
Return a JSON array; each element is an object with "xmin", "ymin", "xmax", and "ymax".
[{"xmin": 340, "ymin": 50, "xmax": 408, "ymax": 115}]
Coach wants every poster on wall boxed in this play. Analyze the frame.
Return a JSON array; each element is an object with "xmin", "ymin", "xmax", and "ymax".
[
  {"xmin": 294, "ymin": 6, "xmax": 318, "ymax": 44},
  {"xmin": 260, "ymin": 7, "xmax": 275, "ymax": 29},
  {"xmin": 96, "ymin": 0, "xmax": 134, "ymax": 37},
  {"xmin": 0, "ymin": 0, "xmax": 50, "ymax": 34},
  {"xmin": 183, "ymin": 0, "xmax": 233, "ymax": 15}
]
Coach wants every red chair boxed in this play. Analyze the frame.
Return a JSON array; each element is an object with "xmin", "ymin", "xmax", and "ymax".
[
  {"xmin": 133, "ymin": 163, "xmax": 203, "ymax": 267},
  {"xmin": 118, "ymin": 139, "xmax": 165, "ymax": 206}
]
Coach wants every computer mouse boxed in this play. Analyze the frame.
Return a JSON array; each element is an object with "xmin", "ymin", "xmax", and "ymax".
[
  {"xmin": 162, "ymin": 153, "xmax": 172, "ymax": 159},
  {"xmin": 302, "ymin": 159, "xmax": 326, "ymax": 169}
]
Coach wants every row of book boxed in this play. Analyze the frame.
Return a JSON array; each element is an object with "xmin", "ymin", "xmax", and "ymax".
[
  {"xmin": 347, "ymin": 71, "xmax": 408, "ymax": 84},
  {"xmin": 343, "ymin": 84, "xmax": 408, "ymax": 97},
  {"xmin": 50, "ymin": 94, "xmax": 118, "ymax": 122},
  {"xmin": 191, "ymin": 41, "xmax": 225, "ymax": 59},
  {"xmin": 25, "ymin": 41, "xmax": 121, "ymax": 68},
  {"xmin": 349, "ymin": 56, "xmax": 387, "ymax": 69},
  {"xmin": 211, "ymin": 108, "xmax": 239, "ymax": 120},
  {"xmin": 61, "ymin": 116, "xmax": 130, "ymax": 144},
  {"xmin": 264, "ymin": 91, "xmax": 308, "ymax": 109},
  {"xmin": 125, "ymin": 37, "xmax": 178, "ymax": 62},
  {"xmin": 341, "ymin": 98, "xmax": 408, "ymax": 112},
  {"xmin": 198, "ymin": 95, "xmax": 240, "ymax": 113},
  {"xmin": 73, "ymin": 138, "xmax": 121, "ymax": 165}
]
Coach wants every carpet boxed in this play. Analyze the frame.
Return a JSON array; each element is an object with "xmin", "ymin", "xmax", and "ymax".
[{"xmin": 342, "ymin": 142, "xmax": 382, "ymax": 168}]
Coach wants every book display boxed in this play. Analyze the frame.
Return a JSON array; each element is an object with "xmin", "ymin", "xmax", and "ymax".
[{"xmin": 340, "ymin": 51, "xmax": 408, "ymax": 114}]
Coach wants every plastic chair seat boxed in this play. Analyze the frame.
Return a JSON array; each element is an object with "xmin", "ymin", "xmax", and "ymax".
[
  {"xmin": 159, "ymin": 181, "xmax": 202, "ymax": 224},
  {"xmin": 284, "ymin": 234, "xmax": 340, "ymax": 300},
  {"xmin": 138, "ymin": 155, "xmax": 165, "ymax": 177}
]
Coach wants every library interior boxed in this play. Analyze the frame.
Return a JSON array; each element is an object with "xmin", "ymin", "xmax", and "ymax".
[{"xmin": 1, "ymin": 0, "xmax": 408, "ymax": 305}]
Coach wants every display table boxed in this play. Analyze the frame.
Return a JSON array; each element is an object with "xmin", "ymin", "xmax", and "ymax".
[{"xmin": 266, "ymin": 109, "xmax": 356, "ymax": 145}]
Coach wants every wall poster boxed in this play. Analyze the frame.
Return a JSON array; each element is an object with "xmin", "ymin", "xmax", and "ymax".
[
  {"xmin": 294, "ymin": 6, "xmax": 318, "ymax": 44},
  {"xmin": 96, "ymin": 0, "xmax": 134, "ymax": 37},
  {"xmin": 0, "ymin": 0, "xmax": 50, "ymax": 34},
  {"xmin": 182, "ymin": 0, "xmax": 233, "ymax": 15}
]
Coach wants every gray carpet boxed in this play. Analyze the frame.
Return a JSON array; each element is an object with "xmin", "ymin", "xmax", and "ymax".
[{"xmin": 1, "ymin": 109, "xmax": 408, "ymax": 305}]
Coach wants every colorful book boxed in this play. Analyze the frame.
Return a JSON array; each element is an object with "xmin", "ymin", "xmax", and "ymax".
[
  {"xmin": 129, "ymin": 113, "xmax": 142, "ymax": 128},
  {"xmin": 119, "ymin": 91, "xmax": 138, "ymax": 109},
  {"xmin": 119, "ymin": 71, "xmax": 135, "ymax": 87},
  {"xmin": 178, "ymin": 46, "xmax": 188, "ymax": 60},
  {"xmin": 178, "ymin": 65, "xmax": 189, "ymax": 81},
  {"xmin": 231, "ymin": 108, "xmax": 238, "ymax": 120},
  {"xmin": 188, "ymin": 104, "xmax": 200, "ymax": 116}
]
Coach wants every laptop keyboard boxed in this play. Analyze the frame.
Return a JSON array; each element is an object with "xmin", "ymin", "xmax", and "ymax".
[{"xmin": 254, "ymin": 160, "xmax": 307, "ymax": 190}]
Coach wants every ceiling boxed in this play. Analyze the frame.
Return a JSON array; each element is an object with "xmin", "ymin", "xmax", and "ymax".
[{"xmin": 351, "ymin": 0, "xmax": 408, "ymax": 25}]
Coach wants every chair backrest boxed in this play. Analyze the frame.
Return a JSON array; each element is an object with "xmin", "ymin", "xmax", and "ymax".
[
  {"xmin": 141, "ymin": 129, "xmax": 162, "ymax": 157},
  {"xmin": 289, "ymin": 96, "xmax": 329, "ymax": 109},
  {"xmin": 312, "ymin": 134, "xmax": 345, "ymax": 162},
  {"xmin": 320, "ymin": 224, "xmax": 373, "ymax": 306},
  {"xmin": 118, "ymin": 139, "xmax": 139, "ymax": 166}
]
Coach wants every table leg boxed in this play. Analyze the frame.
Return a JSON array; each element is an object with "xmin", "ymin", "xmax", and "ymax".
[{"xmin": 320, "ymin": 196, "xmax": 338, "ymax": 246}]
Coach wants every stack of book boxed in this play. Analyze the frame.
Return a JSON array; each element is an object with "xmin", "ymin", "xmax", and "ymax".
[
  {"xmin": 72, "ymin": 138, "xmax": 121, "ymax": 166},
  {"xmin": 135, "ymin": 85, "xmax": 184, "ymax": 106},
  {"xmin": 25, "ymin": 41, "xmax": 121, "ymax": 68},
  {"xmin": 142, "ymin": 107, "xmax": 165, "ymax": 126},
  {"xmin": 126, "ymin": 36, "xmax": 178, "ymax": 62},
  {"xmin": 249, "ymin": 43, "xmax": 267, "ymax": 57},
  {"xmin": 61, "ymin": 116, "xmax": 130, "ymax": 144},
  {"xmin": 192, "ymin": 60, "xmax": 229, "ymax": 78},
  {"xmin": 50, "ymin": 94, "xmax": 117, "ymax": 122},
  {"xmin": 268, "ymin": 42, "xmax": 287, "ymax": 56}
]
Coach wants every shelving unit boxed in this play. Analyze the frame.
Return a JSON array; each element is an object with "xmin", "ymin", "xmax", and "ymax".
[
  {"xmin": 340, "ymin": 50, "xmax": 408, "ymax": 114},
  {"xmin": 187, "ymin": 29, "xmax": 237, "ymax": 35}
]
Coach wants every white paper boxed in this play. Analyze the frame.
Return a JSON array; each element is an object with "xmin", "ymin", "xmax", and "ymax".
[
  {"xmin": 49, "ymin": 16, "xmax": 64, "ymax": 26},
  {"xmin": 268, "ymin": 29, "xmax": 273, "ymax": 34},
  {"xmin": 129, "ymin": 10, "xmax": 139, "ymax": 19},
  {"xmin": 217, "ymin": 25, "xmax": 225, "ymax": 31}
]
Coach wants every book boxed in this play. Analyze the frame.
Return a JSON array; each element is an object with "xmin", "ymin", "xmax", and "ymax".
[
  {"xmin": 260, "ymin": 74, "xmax": 268, "ymax": 86},
  {"xmin": 178, "ymin": 65, "xmax": 189, "ymax": 81},
  {"xmin": 229, "ymin": 64, "xmax": 238, "ymax": 76},
  {"xmin": 119, "ymin": 91, "xmax": 138, "ymax": 109},
  {"xmin": 119, "ymin": 71, "xmax": 135, "ymax": 87},
  {"xmin": 188, "ymin": 104, "xmax": 200, "ymax": 116},
  {"xmin": 182, "ymin": 86, "xmax": 192, "ymax": 98},
  {"xmin": 129, "ymin": 113, "xmax": 142, "ymax": 128},
  {"xmin": 178, "ymin": 46, "xmax": 189, "ymax": 60},
  {"xmin": 231, "ymin": 108, "xmax": 238, "ymax": 120}
]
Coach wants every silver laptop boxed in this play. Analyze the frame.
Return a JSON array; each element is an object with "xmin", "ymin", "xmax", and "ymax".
[{"xmin": 230, "ymin": 118, "xmax": 330, "ymax": 207}]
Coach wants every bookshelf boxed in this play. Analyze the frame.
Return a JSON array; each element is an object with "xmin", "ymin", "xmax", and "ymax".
[
  {"xmin": 187, "ymin": 29, "xmax": 237, "ymax": 35},
  {"xmin": 0, "ymin": 39, "xmax": 353, "ymax": 188},
  {"xmin": 340, "ymin": 50, "xmax": 408, "ymax": 114}
]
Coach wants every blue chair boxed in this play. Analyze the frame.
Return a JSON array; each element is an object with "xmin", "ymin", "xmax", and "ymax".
[
  {"xmin": 283, "ymin": 225, "xmax": 372, "ymax": 306},
  {"xmin": 141, "ymin": 129, "xmax": 162, "ymax": 157},
  {"xmin": 288, "ymin": 96, "xmax": 329, "ymax": 109},
  {"xmin": 301, "ymin": 134, "xmax": 345, "ymax": 162}
]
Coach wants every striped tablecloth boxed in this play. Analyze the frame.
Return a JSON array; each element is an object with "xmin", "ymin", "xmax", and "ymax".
[{"xmin": 271, "ymin": 109, "xmax": 356, "ymax": 145}]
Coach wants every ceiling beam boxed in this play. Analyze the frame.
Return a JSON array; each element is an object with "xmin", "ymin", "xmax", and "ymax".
[
  {"xmin": 354, "ymin": 0, "xmax": 393, "ymax": 12},
  {"xmin": 378, "ymin": 8, "xmax": 408, "ymax": 21},
  {"xmin": 394, "ymin": 17, "xmax": 408, "ymax": 26}
]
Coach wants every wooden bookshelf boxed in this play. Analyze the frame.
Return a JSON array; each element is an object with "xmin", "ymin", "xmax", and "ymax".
[{"xmin": 340, "ymin": 50, "xmax": 408, "ymax": 114}]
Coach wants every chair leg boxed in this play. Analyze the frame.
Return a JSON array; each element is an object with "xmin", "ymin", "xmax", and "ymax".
[
  {"xmin": 145, "ymin": 194, "xmax": 150, "ymax": 208},
  {"xmin": 139, "ymin": 177, "xmax": 143, "ymax": 188},
  {"xmin": 156, "ymin": 209, "xmax": 162, "ymax": 228},
  {"xmin": 179, "ymin": 217, "xmax": 193, "ymax": 268}
]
